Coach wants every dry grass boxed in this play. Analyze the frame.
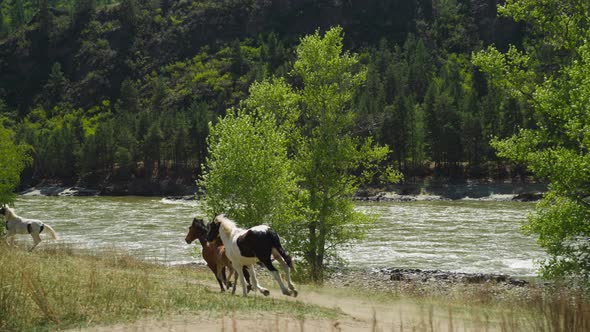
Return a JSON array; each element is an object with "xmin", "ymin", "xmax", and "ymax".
[
  {"xmin": 0, "ymin": 244, "xmax": 337, "ymax": 331},
  {"xmin": 1, "ymin": 243, "xmax": 589, "ymax": 332},
  {"xmin": 315, "ymin": 275, "xmax": 590, "ymax": 332}
]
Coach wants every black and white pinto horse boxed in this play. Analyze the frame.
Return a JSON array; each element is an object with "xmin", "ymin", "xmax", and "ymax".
[
  {"xmin": 207, "ymin": 214, "xmax": 297, "ymax": 297},
  {"xmin": 1, "ymin": 205, "xmax": 58, "ymax": 251}
]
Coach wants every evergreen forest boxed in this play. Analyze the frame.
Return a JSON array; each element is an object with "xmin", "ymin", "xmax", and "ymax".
[{"xmin": 0, "ymin": 0, "xmax": 532, "ymax": 193}]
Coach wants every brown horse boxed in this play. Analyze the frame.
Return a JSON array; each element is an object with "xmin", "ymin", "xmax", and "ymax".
[{"xmin": 185, "ymin": 218, "xmax": 250, "ymax": 293}]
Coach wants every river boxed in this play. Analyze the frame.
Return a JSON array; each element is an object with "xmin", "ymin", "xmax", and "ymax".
[{"xmin": 11, "ymin": 196, "xmax": 543, "ymax": 277}]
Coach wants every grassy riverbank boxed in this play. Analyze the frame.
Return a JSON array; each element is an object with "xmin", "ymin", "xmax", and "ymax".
[
  {"xmin": 0, "ymin": 245, "xmax": 336, "ymax": 331},
  {"xmin": 1, "ymin": 244, "xmax": 589, "ymax": 331}
]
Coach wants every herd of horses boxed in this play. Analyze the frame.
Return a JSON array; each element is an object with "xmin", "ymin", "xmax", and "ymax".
[
  {"xmin": 1, "ymin": 205, "xmax": 296, "ymax": 298},
  {"xmin": 185, "ymin": 214, "xmax": 297, "ymax": 297}
]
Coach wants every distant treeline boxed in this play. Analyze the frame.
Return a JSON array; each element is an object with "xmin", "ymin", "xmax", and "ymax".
[{"xmin": 0, "ymin": 0, "xmax": 531, "ymax": 188}]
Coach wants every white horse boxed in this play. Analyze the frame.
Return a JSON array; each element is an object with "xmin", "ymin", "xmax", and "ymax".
[
  {"xmin": 1, "ymin": 205, "xmax": 58, "ymax": 251},
  {"xmin": 206, "ymin": 214, "xmax": 297, "ymax": 297}
]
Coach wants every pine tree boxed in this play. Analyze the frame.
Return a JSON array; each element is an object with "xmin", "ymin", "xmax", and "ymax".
[
  {"xmin": 119, "ymin": 0, "xmax": 139, "ymax": 31},
  {"xmin": 408, "ymin": 38, "xmax": 432, "ymax": 100},
  {"xmin": 10, "ymin": 0, "xmax": 26, "ymax": 30},
  {"xmin": 73, "ymin": 0, "xmax": 96, "ymax": 31},
  {"xmin": 0, "ymin": 7, "xmax": 7, "ymax": 38},
  {"xmin": 39, "ymin": 0, "xmax": 54, "ymax": 36},
  {"xmin": 41, "ymin": 63, "xmax": 70, "ymax": 107},
  {"xmin": 143, "ymin": 122, "xmax": 163, "ymax": 177},
  {"xmin": 117, "ymin": 79, "xmax": 139, "ymax": 113}
]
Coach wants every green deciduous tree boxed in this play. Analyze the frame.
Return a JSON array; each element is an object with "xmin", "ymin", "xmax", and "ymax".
[
  {"xmin": 0, "ymin": 122, "xmax": 31, "ymax": 206},
  {"xmin": 294, "ymin": 27, "xmax": 399, "ymax": 281},
  {"xmin": 474, "ymin": 0, "xmax": 590, "ymax": 281},
  {"xmin": 201, "ymin": 102, "xmax": 298, "ymax": 231},
  {"xmin": 202, "ymin": 27, "xmax": 400, "ymax": 282}
]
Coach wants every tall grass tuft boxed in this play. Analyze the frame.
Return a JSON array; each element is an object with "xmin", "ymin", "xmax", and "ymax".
[{"xmin": 527, "ymin": 286, "xmax": 590, "ymax": 331}]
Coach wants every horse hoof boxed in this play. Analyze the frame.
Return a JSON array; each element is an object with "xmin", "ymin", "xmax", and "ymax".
[
  {"xmin": 292, "ymin": 290, "xmax": 298, "ymax": 297},
  {"xmin": 282, "ymin": 289, "xmax": 292, "ymax": 296},
  {"xmin": 262, "ymin": 290, "xmax": 270, "ymax": 296}
]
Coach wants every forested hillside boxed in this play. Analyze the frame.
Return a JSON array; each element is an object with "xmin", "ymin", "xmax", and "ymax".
[{"xmin": 0, "ymin": 0, "xmax": 529, "ymax": 193}]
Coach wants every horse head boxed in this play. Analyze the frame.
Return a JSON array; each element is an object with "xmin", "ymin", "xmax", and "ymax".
[{"xmin": 185, "ymin": 217, "xmax": 207, "ymax": 244}]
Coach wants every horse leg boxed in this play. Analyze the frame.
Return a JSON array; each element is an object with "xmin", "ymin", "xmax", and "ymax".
[
  {"xmin": 248, "ymin": 265, "xmax": 270, "ymax": 296},
  {"xmin": 272, "ymin": 248, "xmax": 297, "ymax": 297},
  {"xmin": 30, "ymin": 232, "xmax": 42, "ymax": 251},
  {"xmin": 243, "ymin": 266, "xmax": 252, "ymax": 292},
  {"xmin": 236, "ymin": 264, "xmax": 248, "ymax": 297},
  {"xmin": 215, "ymin": 265, "xmax": 225, "ymax": 292},
  {"xmin": 221, "ymin": 266, "xmax": 229, "ymax": 288},
  {"xmin": 5, "ymin": 230, "xmax": 14, "ymax": 247},
  {"xmin": 261, "ymin": 254, "xmax": 291, "ymax": 296},
  {"xmin": 226, "ymin": 265, "xmax": 234, "ymax": 288},
  {"xmin": 231, "ymin": 267, "xmax": 238, "ymax": 295},
  {"xmin": 7, "ymin": 233, "xmax": 16, "ymax": 247}
]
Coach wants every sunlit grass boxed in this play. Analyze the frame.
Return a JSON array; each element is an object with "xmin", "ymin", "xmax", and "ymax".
[
  {"xmin": 1, "ymin": 243, "xmax": 589, "ymax": 331},
  {"xmin": 0, "ymin": 244, "xmax": 338, "ymax": 331},
  {"xmin": 320, "ymin": 273, "xmax": 590, "ymax": 331}
]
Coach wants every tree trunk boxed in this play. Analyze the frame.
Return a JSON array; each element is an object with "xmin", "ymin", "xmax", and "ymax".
[{"xmin": 308, "ymin": 222, "xmax": 322, "ymax": 282}]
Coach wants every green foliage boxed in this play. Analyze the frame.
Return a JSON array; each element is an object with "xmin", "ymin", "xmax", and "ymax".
[
  {"xmin": 472, "ymin": 45, "xmax": 536, "ymax": 101},
  {"xmin": 203, "ymin": 27, "xmax": 400, "ymax": 282},
  {"xmin": 0, "ymin": 121, "xmax": 31, "ymax": 206},
  {"xmin": 428, "ymin": 0, "xmax": 480, "ymax": 54},
  {"xmin": 478, "ymin": 1, "xmax": 590, "ymax": 281},
  {"xmin": 9, "ymin": 0, "xmax": 26, "ymax": 30},
  {"xmin": 119, "ymin": 0, "xmax": 139, "ymax": 30},
  {"xmin": 294, "ymin": 27, "xmax": 398, "ymax": 281},
  {"xmin": 0, "ymin": 0, "xmax": 536, "ymax": 184},
  {"xmin": 499, "ymin": 0, "xmax": 590, "ymax": 50},
  {"xmin": 202, "ymin": 105, "xmax": 298, "ymax": 230},
  {"xmin": 73, "ymin": 0, "xmax": 97, "ymax": 30}
]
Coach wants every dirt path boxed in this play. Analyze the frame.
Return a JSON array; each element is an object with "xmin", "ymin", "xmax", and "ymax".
[{"xmin": 70, "ymin": 278, "xmax": 501, "ymax": 332}]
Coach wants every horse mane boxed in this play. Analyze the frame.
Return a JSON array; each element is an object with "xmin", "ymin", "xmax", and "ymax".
[{"xmin": 215, "ymin": 214, "xmax": 239, "ymax": 239}]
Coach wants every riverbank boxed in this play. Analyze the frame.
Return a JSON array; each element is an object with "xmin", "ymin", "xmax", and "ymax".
[
  {"xmin": 2, "ymin": 245, "xmax": 587, "ymax": 332},
  {"xmin": 18, "ymin": 180, "xmax": 547, "ymax": 202},
  {"xmin": 0, "ymin": 245, "xmax": 337, "ymax": 331}
]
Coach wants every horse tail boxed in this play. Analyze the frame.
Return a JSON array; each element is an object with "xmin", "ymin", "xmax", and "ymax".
[
  {"xmin": 44, "ymin": 224, "xmax": 58, "ymax": 240},
  {"xmin": 270, "ymin": 231, "xmax": 293, "ymax": 269}
]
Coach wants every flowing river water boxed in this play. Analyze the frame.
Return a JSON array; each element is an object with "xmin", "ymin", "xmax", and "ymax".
[{"xmin": 12, "ymin": 196, "xmax": 543, "ymax": 277}]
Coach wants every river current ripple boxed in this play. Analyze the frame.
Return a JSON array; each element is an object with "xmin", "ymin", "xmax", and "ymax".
[{"xmin": 13, "ymin": 196, "xmax": 543, "ymax": 277}]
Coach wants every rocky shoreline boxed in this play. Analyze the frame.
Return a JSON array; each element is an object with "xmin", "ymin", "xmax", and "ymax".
[
  {"xmin": 181, "ymin": 261, "xmax": 536, "ymax": 292},
  {"xmin": 19, "ymin": 185, "xmax": 545, "ymax": 202},
  {"xmin": 330, "ymin": 267, "xmax": 530, "ymax": 287},
  {"xmin": 352, "ymin": 191, "xmax": 544, "ymax": 202},
  {"xmin": 325, "ymin": 267, "xmax": 537, "ymax": 296}
]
